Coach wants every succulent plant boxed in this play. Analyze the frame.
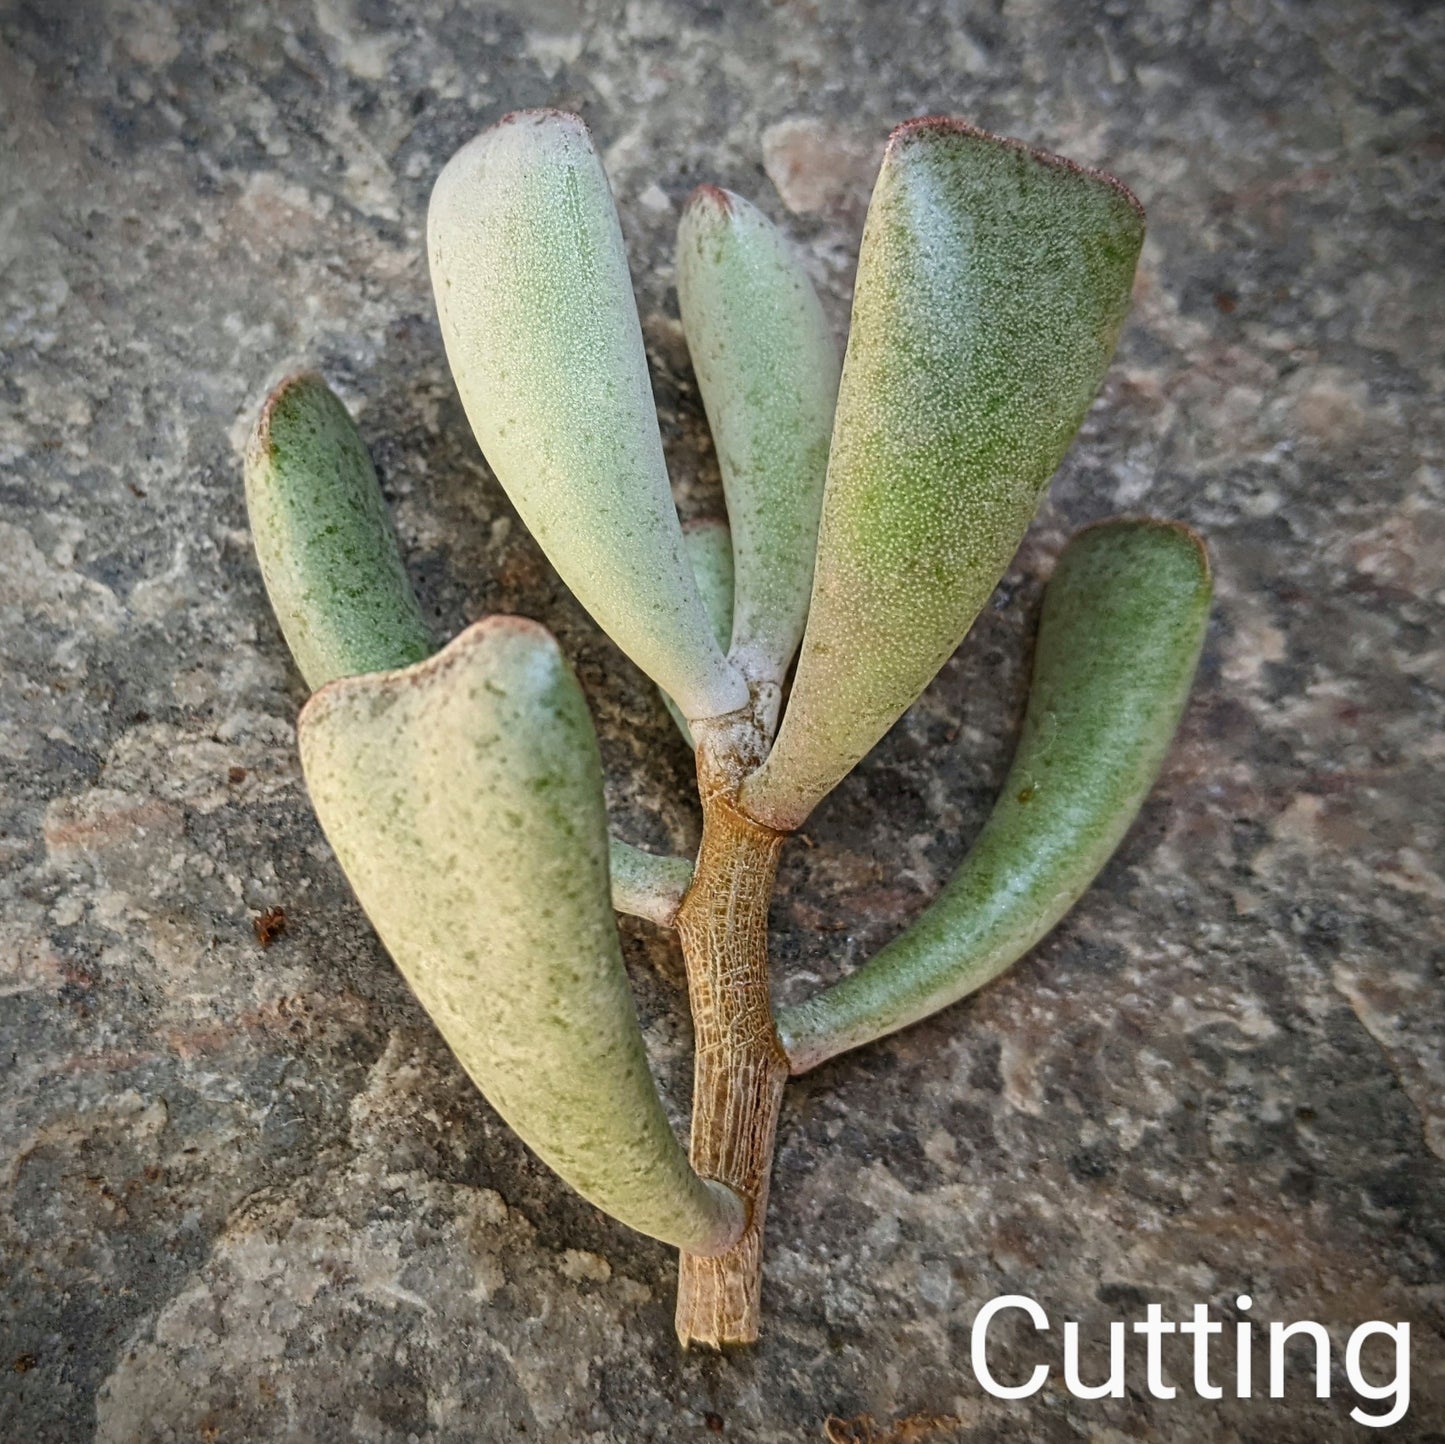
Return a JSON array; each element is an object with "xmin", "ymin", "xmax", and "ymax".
[{"xmin": 243, "ymin": 110, "xmax": 1211, "ymax": 1348}]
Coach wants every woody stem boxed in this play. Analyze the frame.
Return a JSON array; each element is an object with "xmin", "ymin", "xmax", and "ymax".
[{"xmin": 673, "ymin": 751, "xmax": 788, "ymax": 1347}]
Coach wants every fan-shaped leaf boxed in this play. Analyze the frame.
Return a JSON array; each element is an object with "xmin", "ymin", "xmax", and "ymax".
[{"xmin": 742, "ymin": 119, "xmax": 1146, "ymax": 830}]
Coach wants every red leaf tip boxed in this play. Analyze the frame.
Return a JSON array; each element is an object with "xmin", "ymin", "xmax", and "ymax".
[
  {"xmin": 685, "ymin": 183, "xmax": 737, "ymax": 215},
  {"xmin": 491, "ymin": 108, "xmax": 592, "ymax": 141},
  {"xmin": 885, "ymin": 114, "xmax": 1145, "ymax": 221}
]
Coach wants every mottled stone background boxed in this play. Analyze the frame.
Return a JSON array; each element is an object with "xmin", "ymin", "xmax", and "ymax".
[{"xmin": 2, "ymin": 0, "xmax": 1441, "ymax": 1440}]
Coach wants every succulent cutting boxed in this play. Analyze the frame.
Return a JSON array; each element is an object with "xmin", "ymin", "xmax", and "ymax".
[{"xmin": 243, "ymin": 110, "xmax": 1211, "ymax": 1347}]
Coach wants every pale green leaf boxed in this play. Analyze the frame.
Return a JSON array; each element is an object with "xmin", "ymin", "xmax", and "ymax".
[
  {"xmin": 608, "ymin": 837, "xmax": 694, "ymax": 927},
  {"xmin": 299, "ymin": 616, "xmax": 744, "ymax": 1253},
  {"xmin": 677, "ymin": 187, "xmax": 838, "ymax": 686},
  {"xmin": 428, "ymin": 111, "xmax": 748, "ymax": 722}
]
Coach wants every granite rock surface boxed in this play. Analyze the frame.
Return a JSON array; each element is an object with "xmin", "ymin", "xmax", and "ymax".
[{"xmin": 2, "ymin": 0, "xmax": 1442, "ymax": 1439}]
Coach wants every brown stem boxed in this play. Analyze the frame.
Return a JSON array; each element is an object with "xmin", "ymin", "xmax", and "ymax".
[{"xmin": 673, "ymin": 755, "xmax": 787, "ymax": 1347}]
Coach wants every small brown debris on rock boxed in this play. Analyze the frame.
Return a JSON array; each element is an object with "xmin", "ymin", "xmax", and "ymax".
[
  {"xmin": 824, "ymin": 1414, "xmax": 962, "ymax": 1444},
  {"xmin": 228, "ymin": 766, "xmax": 247, "ymax": 785},
  {"xmin": 252, "ymin": 907, "xmax": 286, "ymax": 948},
  {"xmin": 13, "ymin": 1353, "xmax": 37, "ymax": 1373}
]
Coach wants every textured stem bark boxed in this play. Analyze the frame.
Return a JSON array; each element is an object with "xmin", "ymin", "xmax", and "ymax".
[{"xmin": 673, "ymin": 762, "xmax": 787, "ymax": 1347}]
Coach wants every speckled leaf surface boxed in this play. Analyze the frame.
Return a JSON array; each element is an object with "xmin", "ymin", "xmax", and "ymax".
[
  {"xmin": 297, "ymin": 616, "xmax": 743, "ymax": 1253},
  {"xmin": 743, "ymin": 119, "xmax": 1146, "ymax": 831},
  {"xmin": 780, "ymin": 520, "xmax": 1211, "ymax": 1072},
  {"xmin": 427, "ymin": 111, "xmax": 748, "ymax": 723},
  {"xmin": 662, "ymin": 518, "xmax": 735, "ymax": 747},
  {"xmin": 243, "ymin": 373, "xmax": 431, "ymax": 690},
  {"xmin": 677, "ymin": 187, "xmax": 838, "ymax": 687}
]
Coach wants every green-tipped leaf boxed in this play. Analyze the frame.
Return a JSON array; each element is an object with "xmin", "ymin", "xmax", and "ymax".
[
  {"xmin": 244, "ymin": 373, "xmax": 431, "ymax": 689},
  {"xmin": 299, "ymin": 617, "xmax": 744, "ymax": 1253},
  {"xmin": 677, "ymin": 186, "xmax": 838, "ymax": 686},
  {"xmin": 427, "ymin": 111, "xmax": 748, "ymax": 723},
  {"xmin": 743, "ymin": 119, "xmax": 1146, "ymax": 830},
  {"xmin": 779, "ymin": 520, "xmax": 1210, "ymax": 1072}
]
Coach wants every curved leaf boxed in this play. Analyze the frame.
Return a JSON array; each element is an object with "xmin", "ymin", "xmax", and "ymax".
[
  {"xmin": 677, "ymin": 186, "xmax": 838, "ymax": 686},
  {"xmin": 779, "ymin": 520, "xmax": 1211, "ymax": 1073},
  {"xmin": 427, "ymin": 110, "xmax": 748, "ymax": 723},
  {"xmin": 742, "ymin": 118, "xmax": 1146, "ymax": 830},
  {"xmin": 243, "ymin": 373, "xmax": 431, "ymax": 689},
  {"xmin": 299, "ymin": 616, "xmax": 745, "ymax": 1253}
]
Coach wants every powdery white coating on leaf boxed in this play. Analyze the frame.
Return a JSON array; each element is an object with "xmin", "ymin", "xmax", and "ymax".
[
  {"xmin": 243, "ymin": 373, "xmax": 431, "ymax": 690},
  {"xmin": 742, "ymin": 118, "xmax": 1146, "ymax": 831},
  {"xmin": 298, "ymin": 617, "xmax": 744, "ymax": 1253},
  {"xmin": 780, "ymin": 520, "xmax": 1210, "ymax": 1072},
  {"xmin": 427, "ymin": 111, "xmax": 748, "ymax": 722},
  {"xmin": 677, "ymin": 186, "xmax": 839, "ymax": 686}
]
